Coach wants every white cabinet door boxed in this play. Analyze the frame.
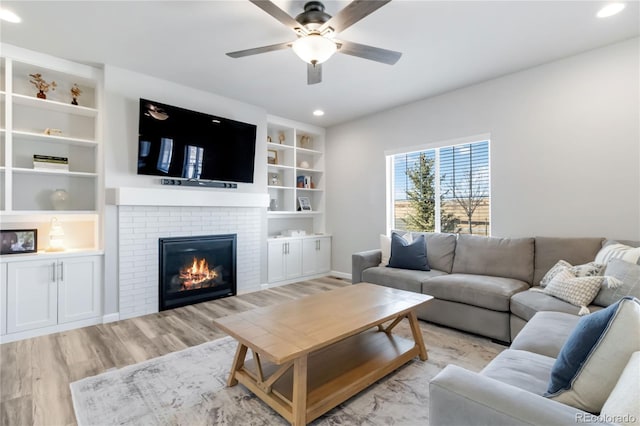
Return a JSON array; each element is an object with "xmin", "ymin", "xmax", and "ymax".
[
  {"xmin": 58, "ymin": 256, "xmax": 102, "ymax": 324},
  {"xmin": 268, "ymin": 241, "xmax": 286, "ymax": 283},
  {"xmin": 268, "ymin": 239, "xmax": 303, "ymax": 283},
  {"xmin": 7, "ymin": 260, "xmax": 58, "ymax": 333},
  {"xmin": 284, "ymin": 240, "xmax": 302, "ymax": 280},
  {"xmin": 302, "ymin": 237, "xmax": 331, "ymax": 276},
  {"xmin": 0, "ymin": 263, "xmax": 7, "ymax": 335},
  {"xmin": 316, "ymin": 237, "xmax": 331, "ymax": 273}
]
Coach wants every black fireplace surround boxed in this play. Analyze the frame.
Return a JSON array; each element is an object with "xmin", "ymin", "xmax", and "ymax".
[{"xmin": 159, "ymin": 234, "xmax": 236, "ymax": 311}]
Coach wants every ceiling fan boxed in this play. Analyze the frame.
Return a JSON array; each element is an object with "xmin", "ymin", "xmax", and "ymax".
[{"xmin": 226, "ymin": 0, "xmax": 402, "ymax": 85}]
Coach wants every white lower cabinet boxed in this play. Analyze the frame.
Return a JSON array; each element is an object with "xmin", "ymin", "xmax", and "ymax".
[
  {"xmin": 5, "ymin": 255, "xmax": 102, "ymax": 334},
  {"xmin": 268, "ymin": 239, "xmax": 302, "ymax": 283},
  {"xmin": 302, "ymin": 237, "xmax": 331, "ymax": 276},
  {"xmin": 268, "ymin": 236, "xmax": 331, "ymax": 284}
]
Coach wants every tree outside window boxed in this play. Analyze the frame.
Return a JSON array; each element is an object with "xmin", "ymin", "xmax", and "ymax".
[{"xmin": 391, "ymin": 141, "xmax": 490, "ymax": 235}]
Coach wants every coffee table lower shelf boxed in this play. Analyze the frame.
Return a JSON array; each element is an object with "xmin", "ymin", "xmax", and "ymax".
[{"xmin": 234, "ymin": 329, "xmax": 419, "ymax": 424}]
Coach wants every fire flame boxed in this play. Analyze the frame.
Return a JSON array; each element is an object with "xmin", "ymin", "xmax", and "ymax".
[{"xmin": 179, "ymin": 257, "xmax": 218, "ymax": 290}]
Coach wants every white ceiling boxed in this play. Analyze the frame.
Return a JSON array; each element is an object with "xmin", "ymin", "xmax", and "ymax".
[{"xmin": 1, "ymin": 1, "xmax": 638, "ymax": 126}]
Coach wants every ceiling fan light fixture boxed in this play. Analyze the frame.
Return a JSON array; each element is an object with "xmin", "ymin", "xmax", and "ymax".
[{"xmin": 292, "ymin": 34, "xmax": 337, "ymax": 65}]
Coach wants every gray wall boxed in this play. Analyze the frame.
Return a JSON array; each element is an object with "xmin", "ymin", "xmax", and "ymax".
[{"xmin": 325, "ymin": 38, "xmax": 640, "ymax": 275}]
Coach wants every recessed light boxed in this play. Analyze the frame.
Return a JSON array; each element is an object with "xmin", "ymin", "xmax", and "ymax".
[
  {"xmin": 597, "ymin": 3, "xmax": 625, "ymax": 18},
  {"xmin": 313, "ymin": 110, "xmax": 325, "ymax": 117},
  {"xmin": 0, "ymin": 8, "xmax": 21, "ymax": 23}
]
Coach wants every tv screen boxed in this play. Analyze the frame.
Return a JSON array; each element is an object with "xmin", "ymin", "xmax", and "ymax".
[{"xmin": 137, "ymin": 99, "xmax": 257, "ymax": 183}]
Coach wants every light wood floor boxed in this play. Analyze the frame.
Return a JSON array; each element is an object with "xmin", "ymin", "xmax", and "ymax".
[{"xmin": 0, "ymin": 277, "xmax": 504, "ymax": 426}]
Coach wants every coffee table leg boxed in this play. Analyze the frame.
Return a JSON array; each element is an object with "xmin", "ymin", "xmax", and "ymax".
[
  {"xmin": 292, "ymin": 354, "xmax": 308, "ymax": 425},
  {"xmin": 227, "ymin": 343, "xmax": 248, "ymax": 386},
  {"xmin": 408, "ymin": 311, "xmax": 428, "ymax": 361}
]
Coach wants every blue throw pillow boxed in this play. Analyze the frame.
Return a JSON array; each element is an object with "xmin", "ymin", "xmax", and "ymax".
[
  {"xmin": 544, "ymin": 297, "xmax": 640, "ymax": 413},
  {"xmin": 387, "ymin": 232, "xmax": 430, "ymax": 271},
  {"xmin": 546, "ymin": 300, "xmax": 619, "ymax": 396}
]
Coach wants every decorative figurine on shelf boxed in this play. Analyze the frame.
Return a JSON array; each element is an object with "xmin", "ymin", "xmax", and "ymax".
[
  {"xmin": 267, "ymin": 135, "xmax": 272, "ymax": 143},
  {"xmin": 70, "ymin": 83, "xmax": 82, "ymax": 105},
  {"xmin": 29, "ymin": 73, "xmax": 57, "ymax": 99},
  {"xmin": 271, "ymin": 174, "xmax": 279, "ymax": 186},
  {"xmin": 278, "ymin": 132, "xmax": 285, "ymax": 144},
  {"xmin": 300, "ymin": 135, "xmax": 312, "ymax": 148}
]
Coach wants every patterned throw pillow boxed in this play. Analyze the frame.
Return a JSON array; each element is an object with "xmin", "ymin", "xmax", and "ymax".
[
  {"xmin": 543, "ymin": 269, "xmax": 605, "ymax": 315},
  {"xmin": 540, "ymin": 260, "xmax": 572, "ymax": 287},
  {"xmin": 569, "ymin": 262, "xmax": 605, "ymax": 278},
  {"xmin": 540, "ymin": 260, "xmax": 605, "ymax": 287},
  {"xmin": 595, "ymin": 242, "xmax": 640, "ymax": 265}
]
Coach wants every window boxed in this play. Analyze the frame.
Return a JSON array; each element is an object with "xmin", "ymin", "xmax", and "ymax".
[{"xmin": 389, "ymin": 139, "xmax": 490, "ymax": 235}]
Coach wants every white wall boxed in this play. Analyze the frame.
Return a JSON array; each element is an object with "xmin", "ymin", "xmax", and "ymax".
[
  {"xmin": 326, "ymin": 38, "xmax": 640, "ymax": 275},
  {"xmin": 102, "ymin": 66, "xmax": 270, "ymax": 314}
]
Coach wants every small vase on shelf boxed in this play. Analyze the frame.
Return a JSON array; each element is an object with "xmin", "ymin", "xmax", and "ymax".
[{"xmin": 50, "ymin": 188, "xmax": 70, "ymax": 210}]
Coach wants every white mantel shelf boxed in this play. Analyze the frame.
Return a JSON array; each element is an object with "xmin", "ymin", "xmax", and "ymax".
[{"xmin": 106, "ymin": 187, "xmax": 270, "ymax": 208}]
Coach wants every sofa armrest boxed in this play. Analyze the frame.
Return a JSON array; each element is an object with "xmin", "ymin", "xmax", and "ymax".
[
  {"xmin": 351, "ymin": 249, "xmax": 382, "ymax": 284},
  {"xmin": 429, "ymin": 365, "xmax": 613, "ymax": 426}
]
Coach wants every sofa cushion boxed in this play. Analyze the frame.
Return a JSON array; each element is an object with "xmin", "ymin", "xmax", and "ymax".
[
  {"xmin": 533, "ymin": 237, "xmax": 604, "ymax": 286},
  {"xmin": 481, "ymin": 349, "xmax": 555, "ymax": 396},
  {"xmin": 422, "ymin": 274, "xmax": 529, "ymax": 312},
  {"xmin": 452, "ymin": 235, "xmax": 534, "ymax": 284},
  {"xmin": 510, "ymin": 288, "xmax": 604, "ymax": 322},
  {"xmin": 361, "ymin": 266, "xmax": 447, "ymax": 294},
  {"xmin": 594, "ymin": 258, "xmax": 640, "ymax": 307},
  {"xmin": 600, "ymin": 351, "xmax": 640, "ymax": 425},
  {"xmin": 510, "ymin": 311, "xmax": 581, "ymax": 358},
  {"xmin": 546, "ymin": 297, "xmax": 640, "ymax": 413},
  {"xmin": 410, "ymin": 232, "xmax": 457, "ymax": 273},
  {"xmin": 388, "ymin": 233, "xmax": 430, "ymax": 271}
]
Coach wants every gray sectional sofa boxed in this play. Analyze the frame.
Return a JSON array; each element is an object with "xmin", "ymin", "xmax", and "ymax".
[
  {"xmin": 352, "ymin": 233, "xmax": 634, "ymax": 343},
  {"xmin": 429, "ymin": 311, "xmax": 615, "ymax": 425}
]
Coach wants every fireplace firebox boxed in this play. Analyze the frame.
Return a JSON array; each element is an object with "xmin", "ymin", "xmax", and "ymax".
[{"xmin": 159, "ymin": 234, "xmax": 236, "ymax": 311}]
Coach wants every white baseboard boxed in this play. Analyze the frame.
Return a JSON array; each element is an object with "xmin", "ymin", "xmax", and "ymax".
[
  {"xmin": 331, "ymin": 270, "xmax": 352, "ymax": 281},
  {"xmin": 102, "ymin": 313, "xmax": 120, "ymax": 323}
]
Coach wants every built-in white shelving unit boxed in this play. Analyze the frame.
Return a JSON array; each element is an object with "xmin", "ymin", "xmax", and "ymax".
[
  {"xmin": 265, "ymin": 115, "xmax": 330, "ymax": 284},
  {"xmin": 0, "ymin": 44, "xmax": 104, "ymax": 343}
]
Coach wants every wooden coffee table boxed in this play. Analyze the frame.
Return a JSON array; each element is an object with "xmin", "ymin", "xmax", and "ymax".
[{"xmin": 212, "ymin": 283, "xmax": 433, "ymax": 425}]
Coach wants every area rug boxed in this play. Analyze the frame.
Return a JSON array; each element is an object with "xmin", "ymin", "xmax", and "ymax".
[{"xmin": 70, "ymin": 335, "xmax": 445, "ymax": 425}]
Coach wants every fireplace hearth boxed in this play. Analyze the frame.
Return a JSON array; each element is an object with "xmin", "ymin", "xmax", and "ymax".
[{"xmin": 159, "ymin": 234, "xmax": 236, "ymax": 311}]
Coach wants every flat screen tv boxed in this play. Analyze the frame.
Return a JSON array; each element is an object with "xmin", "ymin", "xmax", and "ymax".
[{"xmin": 137, "ymin": 99, "xmax": 257, "ymax": 183}]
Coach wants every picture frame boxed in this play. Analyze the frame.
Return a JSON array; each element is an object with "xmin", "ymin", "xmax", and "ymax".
[
  {"xmin": 267, "ymin": 149, "xmax": 278, "ymax": 165},
  {"xmin": 1, "ymin": 229, "xmax": 37, "ymax": 255},
  {"xmin": 297, "ymin": 196, "xmax": 312, "ymax": 211}
]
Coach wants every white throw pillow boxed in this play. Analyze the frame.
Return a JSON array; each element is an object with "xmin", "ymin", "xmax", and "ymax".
[
  {"xmin": 380, "ymin": 232, "xmax": 412, "ymax": 266},
  {"xmin": 595, "ymin": 242, "xmax": 640, "ymax": 265},
  {"xmin": 600, "ymin": 352, "xmax": 640, "ymax": 425}
]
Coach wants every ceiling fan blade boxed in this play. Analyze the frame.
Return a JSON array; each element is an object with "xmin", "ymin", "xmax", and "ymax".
[
  {"xmin": 336, "ymin": 40, "xmax": 401, "ymax": 65},
  {"xmin": 249, "ymin": 0, "xmax": 304, "ymax": 33},
  {"xmin": 308, "ymin": 63, "xmax": 322, "ymax": 85},
  {"xmin": 319, "ymin": 0, "xmax": 391, "ymax": 34},
  {"xmin": 226, "ymin": 41, "xmax": 292, "ymax": 58}
]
